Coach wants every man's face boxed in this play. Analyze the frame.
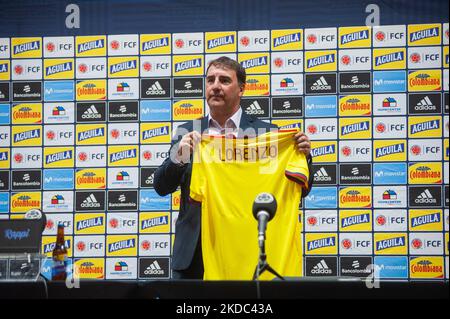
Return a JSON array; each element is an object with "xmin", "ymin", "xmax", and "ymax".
[{"xmin": 205, "ymin": 65, "xmax": 243, "ymax": 114}]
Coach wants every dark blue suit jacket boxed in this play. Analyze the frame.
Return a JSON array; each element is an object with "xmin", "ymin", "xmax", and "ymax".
[{"xmin": 154, "ymin": 112, "xmax": 312, "ymax": 270}]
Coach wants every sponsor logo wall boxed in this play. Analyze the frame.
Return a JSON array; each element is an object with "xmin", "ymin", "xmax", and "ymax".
[{"xmin": 1, "ymin": 23, "xmax": 448, "ymax": 280}]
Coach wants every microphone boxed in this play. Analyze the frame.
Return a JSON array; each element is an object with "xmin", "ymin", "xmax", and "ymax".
[
  {"xmin": 25, "ymin": 209, "xmax": 47, "ymax": 233},
  {"xmin": 252, "ymin": 193, "xmax": 277, "ymax": 243}
]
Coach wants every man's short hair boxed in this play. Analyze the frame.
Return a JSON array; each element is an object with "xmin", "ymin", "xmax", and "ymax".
[{"xmin": 206, "ymin": 56, "xmax": 246, "ymax": 87}]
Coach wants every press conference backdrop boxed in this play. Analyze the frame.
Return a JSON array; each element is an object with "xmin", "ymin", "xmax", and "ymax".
[{"xmin": 0, "ymin": 0, "xmax": 448, "ymax": 281}]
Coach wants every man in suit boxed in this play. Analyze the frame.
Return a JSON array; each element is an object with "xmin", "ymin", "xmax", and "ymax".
[{"xmin": 154, "ymin": 56, "xmax": 313, "ymax": 279}]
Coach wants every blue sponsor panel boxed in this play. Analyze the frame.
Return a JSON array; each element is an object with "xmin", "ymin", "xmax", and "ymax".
[
  {"xmin": 43, "ymin": 169, "xmax": 74, "ymax": 190},
  {"xmin": 373, "ymin": 163, "xmax": 407, "ymax": 185},
  {"xmin": 140, "ymin": 100, "xmax": 171, "ymax": 121},
  {"xmin": 40, "ymin": 258, "xmax": 73, "ymax": 281},
  {"xmin": 373, "ymin": 71, "xmax": 406, "ymax": 93},
  {"xmin": 374, "ymin": 256, "xmax": 408, "ymax": 279},
  {"xmin": 305, "ymin": 95, "xmax": 337, "ymax": 117},
  {"xmin": 0, "ymin": 192, "xmax": 9, "ymax": 213},
  {"xmin": 44, "ymin": 81, "xmax": 75, "ymax": 101},
  {"xmin": 140, "ymin": 189, "xmax": 171, "ymax": 211},
  {"xmin": 305, "ymin": 187, "xmax": 338, "ymax": 209},
  {"xmin": 0, "ymin": 104, "xmax": 10, "ymax": 124}
]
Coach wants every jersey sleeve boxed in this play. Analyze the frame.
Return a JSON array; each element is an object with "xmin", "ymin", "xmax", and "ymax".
[
  {"xmin": 285, "ymin": 149, "xmax": 310, "ymax": 192},
  {"xmin": 189, "ymin": 141, "xmax": 206, "ymax": 203}
]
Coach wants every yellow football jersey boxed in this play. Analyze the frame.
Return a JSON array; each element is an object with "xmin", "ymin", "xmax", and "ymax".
[{"xmin": 190, "ymin": 129, "xmax": 309, "ymax": 280}]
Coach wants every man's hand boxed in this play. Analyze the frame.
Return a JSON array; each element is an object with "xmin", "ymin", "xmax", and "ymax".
[
  {"xmin": 293, "ymin": 131, "xmax": 311, "ymax": 158},
  {"xmin": 175, "ymin": 131, "xmax": 201, "ymax": 164}
]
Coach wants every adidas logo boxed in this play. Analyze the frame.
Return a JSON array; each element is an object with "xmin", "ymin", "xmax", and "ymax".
[
  {"xmin": 144, "ymin": 260, "xmax": 164, "ymax": 275},
  {"xmin": 311, "ymin": 259, "xmax": 332, "ymax": 274},
  {"xmin": 311, "ymin": 76, "xmax": 331, "ymax": 91},
  {"xmin": 146, "ymin": 81, "xmax": 166, "ymax": 95},
  {"xmin": 245, "ymin": 101, "xmax": 264, "ymax": 115},
  {"xmin": 351, "ymin": 167, "xmax": 359, "ymax": 175},
  {"xmin": 23, "ymin": 85, "xmax": 31, "ymax": 93},
  {"xmin": 23, "ymin": 174, "xmax": 30, "ymax": 181},
  {"xmin": 145, "ymin": 173, "xmax": 154, "ymax": 185},
  {"xmin": 118, "ymin": 194, "xmax": 126, "ymax": 202},
  {"xmin": 82, "ymin": 105, "xmax": 101, "ymax": 119},
  {"xmin": 351, "ymin": 76, "xmax": 359, "ymax": 84},
  {"xmin": 352, "ymin": 260, "xmax": 360, "ymax": 269},
  {"xmin": 282, "ymin": 101, "xmax": 291, "ymax": 109},
  {"xmin": 184, "ymin": 81, "xmax": 192, "ymax": 89},
  {"xmin": 415, "ymin": 96, "xmax": 436, "ymax": 111},
  {"xmin": 314, "ymin": 167, "xmax": 331, "ymax": 182},
  {"xmin": 119, "ymin": 105, "xmax": 127, "ymax": 113},
  {"xmin": 415, "ymin": 189, "xmax": 437, "ymax": 204},
  {"xmin": 81, "ymin": 194, "xmax": 100, "ymax": 208}
]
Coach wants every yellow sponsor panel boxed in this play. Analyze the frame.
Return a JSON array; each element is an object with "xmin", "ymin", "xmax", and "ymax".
[
  {"xmin": 140, "ymin": 212, "xmax": 171, "ymax": 233},
  {"xmin": 108, "ymin": 56, "xmax": 139, "ymax": 78},
  {"xmin": 238, "ymin": 53, "xmax": 270, "ymax": 74},
  {"xmin": 339, "ymin": 187, "xmax": 372, "ymax": 209},
  {"xmin": 373, "ymin": 48, "xmax": 406, "ymax": 70},
  {"xmin": 373, "ymin": 140, "xmax": 407, "ymax": 162},
  {"xmin": 408, "ymin": 24, "xmax": 441, "ymax": 46},
  {"xmin": 106, "ymin": 235, "xmax": 138, "ymax": 256},
  {"xmin": 76, "ymin": 79, "xmax": 107, "ymax": 100},
  {"xmin": 12, "ymin": 103, "xmax": 42, "ymax": 124},
  {"xmin": 74, "ymin": 213, "xmax": 106, "ymax": 234},
  {"xmin": 76, "ymin": 35, "xmax": 106, "ymax": 57},
  {"xmin": 12, "ymin": 37, "xmax": 42, "ymax": 58},
  {"xmin": 445, "ymin": 233, "xmax": 449, "ymax": 255},
  {"xmin": 44, "ymin": 58, "xmax": 74, "ymax": 80},
  {"xmin": 374, "ymin": 233, "xmax": 408, "ymax": 255},
  {"xmin": 73, "ymin": 258, "xmax": 104, "ymax": 280},
  {"xmin": 0, "ymin": 148, "xmax": 10, "ymax": 169},
  {"xmin": 76, "ymin": 124, "xmax": 107, "ymax": 145},
  {"xmin": 205, "ymin": 31, "xmax": 237, "ymax": 53},
  {"xmin": 339, "ymin": 118, "xmax": 371, "ymax": 139},
  {"xmin": 271, "ymin": 119, "xmax": 303, "ymax": 131},
  {"xmin": 42, "ymin": 236, "xmax": 73, "ymax": 257},
  {"xmin": 310, "ymin": 141, "xmax": 337, "ymax": 163},
  {"xmin": 339, "ymin": 94, "xmax": 371, "ymax": 116},
  {"xmin": 444, "ymin": 46, "xmax": 449, "ymax": 68},
  {"xmin": 0, "ymin": 60, "xmax": 10, "ymax": 80},
  {"xmin": 271, "ymin": 29, "xmax": 303, "ymax": 51},
  {"xmin": 338, "ymin": 26, "xmax": 371, "ymax": 48},
  {"xmin": 408, "ymin": 162, "xmax": 442, "ymax": 184},
  {"xmin": 410, "ymin": 256, "xmax": 444, "ymax": 279},
  {"xmin": 409, "ymin": 210, "xmax": 443, "ymax": 231},
  {"xmin": 408, "ymin": 69, "xmax": 441, "ymax": 91},
  {"xmin": 243, "ymin": 75, "xmax": 270, "ymax": 96},
  {"xmin": 10, "ymin": 192, "xmax": 41, "ymax": 213},
  {"xmin": 44, "ymin": 147, "xmax": 74, "ymax": 168},
  {"xmin": 12, "ymin": 125, "xmax": 42, "ymax": 147},
  {"xmin": 140, "ymin": 34, "xmax": 171, "ymax": 55},
  {"xmin": 173, "ymin": 55, "xmax": 203, "ymax": 76},
  {"xmin": 409, "ymin": 116, "xmax": 441, "ymax": 138},
  {"xmin": 339, "ymin": 210, "xmax": 372, "ymax": 232},
  {"xmin": 75, "ymin": 168, "xmax": 106, "ymax": 189},
  {"xmin": 173, "ymin": 99, "xmax": 204, "ymax": 121},
  {"xmin": 305, "ymin": 233, "xmax": 338, "ymax": 255},
  {"xmin": 172, "ymin": 190, "xmax": 181, "ymax": 211},
  {"xmin": 305, "ymin": 50, "xmax": 337, "ymax": 72},
  {"xmin": 108, "ymin": 145, "xmax": 138, "ymax": 167},
  {"xmin": 140, "ymin": 123, "xmax": 171, "ymax": 144},
  {"xmin": 444, "ymin": 139, "xmax": 449, "ymax": 161}
]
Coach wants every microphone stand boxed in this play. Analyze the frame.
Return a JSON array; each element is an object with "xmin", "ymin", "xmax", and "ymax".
[{"xmin": 253, "ymin": 233, "xmax": 284, "ymax": 281}]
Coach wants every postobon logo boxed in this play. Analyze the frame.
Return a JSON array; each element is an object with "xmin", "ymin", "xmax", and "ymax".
[
  {"xmin": 140, "ymin": 34, "xmax": 171, "ymax": 55},
  {"xmin": 271, "ymin": 30, "xmax": 303, "ymax": 51},
  {"xmin": 12, "ymin": 38, "xmax": 42, "ymax": 58},
  {"xmin": 408, "ymin": 70, "xmax": 441, "ymax": 91},
  {"xmin": 76, "ymin": 36, "xmax": 106, "ymax": 56},
  {"xmin": 205, "ymin": 32, "xmax": 236, "ymax": 53},
  {"xmin": 11, "ymin": 192, "xmax": 41, "ymax": 213},
  {"xmin": 410, "ymin": 257, "xmax": 444, "ymax": 279},
  {"xmin": 305, "ymin": 51, "xmax": 337, "ymax": 72},
  {"xmin": 409, "ymin": 163, "xmax": 442, "ymax": 184},
  {"xmin": 339, "ymin": 27, "xmax": 371, "ymax": 48},
  {"xmin": 108, "ymin": 57, "xmax": 138, "ymax": 78},
  {"xmin": 408, "ymin": 24, "xmax": 441, "ymax": 46},
  {"xmin": 374, "ymin": 233, "xmax": 407, "ymax": 255},
  {"xmin": 173, "ymin": 55, "xmax": 203, "ymax": 76}
]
